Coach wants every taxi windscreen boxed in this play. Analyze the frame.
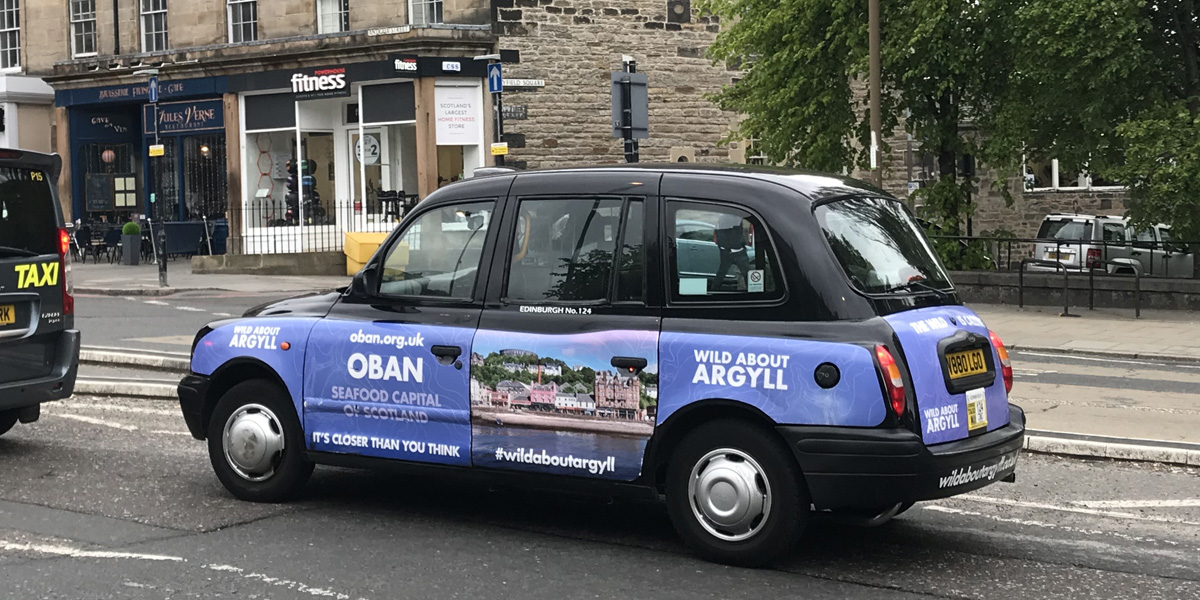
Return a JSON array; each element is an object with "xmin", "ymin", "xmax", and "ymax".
[
  {"xmin": 0, "ymin": 167, "xmax": 58, "ymax": 257},
  {"xmin": 815, "ymin": 197, "xmax": 952, "ymax": 296}
]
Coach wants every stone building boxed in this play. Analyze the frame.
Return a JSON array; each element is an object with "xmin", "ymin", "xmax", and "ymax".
[
  {"xmin": 593, "ymin": 370, "xmax": 639, "ymax": 420},
  {"xmin": 493, "ymin": 0, "xmax": 746, "ymax": 169},
  {"xmin": 29, "ymin": 0, "xmax": 496, "ymax": 257}
]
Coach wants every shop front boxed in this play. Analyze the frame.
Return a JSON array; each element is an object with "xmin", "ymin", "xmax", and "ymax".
[
  {"xmin": 230, "ymin": 56, "xmax": 489, "ymax": 255},
  {"xmin": 56, "ymin": 77, "xmax": 229, "ymax": 230}
]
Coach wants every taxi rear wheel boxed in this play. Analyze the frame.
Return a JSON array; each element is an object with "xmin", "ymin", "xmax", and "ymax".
[
  {"xmin": 0, "ymin": 410, "xmax": 18, "ymax": 437},
  {"xmin": 666, "ymin": 419, "xmax": 809, "ymax": 567},
  {"xmin": 207, "ymin": 379, "xmax": 313, "ymax": 503}
]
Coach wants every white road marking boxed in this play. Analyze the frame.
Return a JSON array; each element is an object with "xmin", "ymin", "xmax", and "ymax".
[
  {"xmin": 0, "ymin": 540, "xmax": 182, "ymax": 562},
  {"xmin": 143, "ymin": 300, "xmax": 169, "ymax": 306},
  {"xmin": 52, "ymin": 402, "xmax": 177, "ymax": 416},
  {"xmin": 1071, "ymin": 499, "xmax": 1200, "ymax": 509},
  {"xmin": 53, "ymin": 413, "xmax": 139, "ymax": 432},
  {"xmin": 1016, "ymin": 350, "xmax": 1200, "ymax": 370},
  {"xmin": 175, "ymin": 306, "xmax": 205, "ymax": 312},
  {"xmin": 151, "ymin": 430, "xmax": 191, "ymax": 436},
  {"xmin": 204, "ymin": 564, "xmax": 365, "ymax": 600},
  {"xmin": 957, "ymin": 494, "xmax": 1200, "ymax": 526},
  {"xmin": 922, "ymin": 505, "xmax": 1180, "ymax": 546},
  {"xmin": 1013, "ymin": 368, "xmax": 1057, "ymax": 376},
  {"xmin": 212, "ymin": 312, "xmax": 233, "ymax": 317}
]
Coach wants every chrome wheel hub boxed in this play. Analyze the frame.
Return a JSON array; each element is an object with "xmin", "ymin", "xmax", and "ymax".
[
  {"xmin": 222, "ymin": 404, "xmax": 285, "ymax": 482},
  {"xmin": 688, "ymin": 448, "xmax": 772, "ymax": 542}
]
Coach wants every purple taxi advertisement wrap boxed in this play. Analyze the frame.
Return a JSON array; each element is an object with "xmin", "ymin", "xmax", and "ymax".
[
  {"xmin": 658, "ymin": 332, "xmax": 886, "ymax": 427},
  {"xmin": 301, "ymin": 320, "xmax": 475, "ymax": 466},
  {"xmin": 191, "ymin": 318, "xmax": 321, "ymax": 417},
  {"xmin": 469, "ymin": 329, "xmax": 659, "ymax": 481},
  {"xmin": 884, "ymin": 305, "xmax": 1010, "ymax": 445}
]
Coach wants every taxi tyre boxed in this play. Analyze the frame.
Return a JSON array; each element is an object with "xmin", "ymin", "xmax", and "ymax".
[
  {"xmin": 207, "ymin": 379, "xmax": 313, "ymax": 502},
  {"xmin": 0, "ymin": 410, "xmax": 18, "ymax": 437},
  {"xmin": 666, "ymin": 419, "xmax": 809, "ymax": 567}
]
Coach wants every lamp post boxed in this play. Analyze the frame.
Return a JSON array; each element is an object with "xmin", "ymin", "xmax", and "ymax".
[
  {"xmin": 474, "ymin": 53, "xmax": 504, "ymax": 167},
  {"xmin": 135, "ymin": 67, "xmax": 167, "ymax": 286},
  {"xmin": 868, "ymin": 0, "xmax": 882, "ymax": 187}
]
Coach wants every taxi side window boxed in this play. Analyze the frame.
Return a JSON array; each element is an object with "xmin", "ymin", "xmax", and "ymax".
[
  {"xmin": 668, "ymin": 200, "xmax": 782, "ymax": 301},
  {"xmin": 378, "ymin": 201, "xmax": 494, "ymax": 299},
  {"xmin": 506, "ymin": 197, "xmax": 643, "ymax": 303}
]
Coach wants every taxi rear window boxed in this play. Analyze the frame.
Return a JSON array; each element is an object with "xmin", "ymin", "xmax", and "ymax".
[
  {"xmin": 0, "ymin": 167, "xmax": 57, "ymax": 257},
  {"xmin": 815, "ymin": 197, "xmax": 952, "ymax": 296}
]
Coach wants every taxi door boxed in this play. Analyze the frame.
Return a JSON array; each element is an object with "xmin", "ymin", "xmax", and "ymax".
[
  {"xmin": 301, "ymin": 197, "xmax": 500, "ymax": 466},
  {"xmin": 470, "ymin": 172, "xmax": 661, "ymax": 481}
]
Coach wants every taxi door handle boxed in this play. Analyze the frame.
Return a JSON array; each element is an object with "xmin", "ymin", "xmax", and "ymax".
[
  {"xmin": 431, "ymin": 345, "xmax": 462, "ymax": 367},
  {"xmin": 611, "ymin": 356, "xmax": 648, "ymax": 373}
]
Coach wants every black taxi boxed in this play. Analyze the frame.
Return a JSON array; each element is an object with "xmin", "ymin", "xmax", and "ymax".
[{"xmin": 179, "ymin": 165, "xmax": 1024, "ymax": 566}]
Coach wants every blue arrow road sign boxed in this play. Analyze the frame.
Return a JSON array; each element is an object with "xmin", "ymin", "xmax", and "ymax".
[
  {"xmin": 487, "ymin": 63, "xmax": 503, "ymax": 94},
  {"xmin": 148, "ymin": 76, "xmax": 159, "ymax": 103}
]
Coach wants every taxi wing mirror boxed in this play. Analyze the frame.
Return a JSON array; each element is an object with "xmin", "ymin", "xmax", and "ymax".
[{"xmin": 351, "ymin": 263, "xmax": 379, "ymax": 297}]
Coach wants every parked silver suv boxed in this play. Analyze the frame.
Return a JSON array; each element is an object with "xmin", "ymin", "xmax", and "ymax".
[{"xmin": 1033, "ymin": 214, "xmax": 1194, "ymax": 278}]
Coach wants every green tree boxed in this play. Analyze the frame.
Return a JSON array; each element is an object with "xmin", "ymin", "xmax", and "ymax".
[
  {"xmin": 983, "ymin": 0, "xmax": 1200, "ymax": 241},
  {"xmin": 702, "ymin": 0, "xmax": 1012, "ymax": 251}
]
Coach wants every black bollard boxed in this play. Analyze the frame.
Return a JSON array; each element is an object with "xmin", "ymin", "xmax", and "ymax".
[{"xmin": 157, "ymin": 226, "xmax": 168, "ymax": 287}]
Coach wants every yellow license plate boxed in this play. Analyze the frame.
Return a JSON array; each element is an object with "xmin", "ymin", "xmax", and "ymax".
[
  {"xmin": 1046, "ymin": 251, "xmax": 1066, "ymax": 260},
  {"xmin": 0, "ymin": 304, "xmax": 13, "ymax": 326},
  {"xmin": 946, "ymin": 348, "xmax": 988, "ymax": 379}
]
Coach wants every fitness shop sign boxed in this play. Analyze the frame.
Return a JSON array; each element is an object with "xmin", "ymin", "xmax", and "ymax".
[{"xmin": 291, "ymin": 66, "xmax": 351, "ymax": 101}]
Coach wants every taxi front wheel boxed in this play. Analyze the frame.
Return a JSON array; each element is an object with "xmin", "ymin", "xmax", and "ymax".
[
  {"xmin": 207, "ymin": 379, "xmax": 313, "ymax": 503},
  {"xmin": 666, "ymin": 419, "xmax": 809, "ymax": 567}
]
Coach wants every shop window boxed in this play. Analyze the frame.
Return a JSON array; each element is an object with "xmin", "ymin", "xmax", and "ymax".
[
  {"xmin": 148, "ymin": 138, "xmax": 179, "ymax": 221},
  {"xmin": 228, "ymin": 0, "xmax": 257, "ymax": 43},
  {"xmin": 0, "ymin": 0, "xmax": 19, "ymax": 70},
  {"xmin": 70, "ymin": 0, "xmax": 97, "ymax": 57},
  {"xmin": 183, "ymin": 135, "xmax": 228, "ymax": 220},
  {"xmin": 81, "ymin": 143, "xmax": 138, "ymax": 223},
  {"xmin": 243, "ymin": 130, "xmax": 294, "ymax": 228},
  {"xmin": 317, "ymin": 0, "xmax": 348, "ymax": 34},
  {"xmin": 140, "ymin": 0, "xmax": 168, "ymax": 53},
  {"xmin": 409, "ymin": 0, "xmax": 442, "ymax": 25},
  {"xmin": 505, "ymin": 197, "xmax": 626, "ymax": 303}
]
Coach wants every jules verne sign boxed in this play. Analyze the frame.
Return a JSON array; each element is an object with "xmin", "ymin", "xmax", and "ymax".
[{"xmin": 143, "ymin": 99, "xmax": 225, "ymax": 135}]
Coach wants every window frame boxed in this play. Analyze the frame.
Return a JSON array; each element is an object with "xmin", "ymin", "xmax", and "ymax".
[
  {"xmin": 371, "ymin": 199, "xmax": 498, "ymax": 304},
  {"xmin": 1025, "ymin": 157, "xmax": 1125, "ymax": 192},
  {"xmin": 499, "ymin": 195, "xmax": 645, "ymax": 308},
  {"xmin": 0, "ymin": 0, "xmax": 20, "ymax": 71},
  {"xmin": 662, "ymin": 197, "xmax": 788, "ymax": 307},
  {"xmin": 316, "ymin": 0, "xmax": 349, "ymax": 34},
  {"xmin": 69, "ymin": 0, "xmax": 97, "ymax": 58},
  {"xmin": 227, "ymin": 0, "xmax": 257, "ymax": 44},
  {"xmin": 408, "ymin": 0, "xmax": 443, "ymax": 25},
  {"xmin": 139, "ymin": 0, "xmax": 168, "ymax": 53}
]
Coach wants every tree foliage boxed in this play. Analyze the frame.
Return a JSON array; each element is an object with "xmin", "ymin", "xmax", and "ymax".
[{"xmin": 704, "ymin": 0, "xmax": 1200, "ymax": 241}]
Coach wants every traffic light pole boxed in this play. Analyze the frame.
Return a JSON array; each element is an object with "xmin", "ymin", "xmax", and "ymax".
[
  {"xmin": 495, "ymin": 87, "xmax": 505, "ymax": 167},
  {"xmin": 621, "ymin": 57, "xmax": 639, "ymax": 163}
]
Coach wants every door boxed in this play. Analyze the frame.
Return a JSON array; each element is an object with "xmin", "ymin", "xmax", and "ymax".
[
  {"xmin": 302, "ymin": 199, "xmax": 497, "ymax": 465},
  {"xmin": 1157, "ymin": 226, "xmax": 1194, "ymax": 278},
  {"xmin": 350, "ymin": 128, "xmax": 389, "ymax": 217},
  {"xmin": 471, "ymin": 175, "xmax": 659, "ymax": 481}
]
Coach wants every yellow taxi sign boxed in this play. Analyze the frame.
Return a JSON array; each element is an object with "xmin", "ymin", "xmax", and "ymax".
[
  {"xmin": 148, "ymin": 144, "xmax": 165, "ymax": 157},
  {"xmin": 490, "ymin": 142, "xmax": 509, "ymax": 156}
]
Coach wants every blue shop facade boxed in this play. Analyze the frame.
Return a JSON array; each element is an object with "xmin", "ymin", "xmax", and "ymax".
[{"xmin": 57, "ymin": 76, "xmax": 230, "ymax": 229}]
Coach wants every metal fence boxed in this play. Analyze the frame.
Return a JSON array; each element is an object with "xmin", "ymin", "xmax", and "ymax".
[
  {"xmin": 240, "ymin": 194, "xmax": 419, "ymax": 255},
  {"xmin": 929, "ymin": 235, "xmax": 1200, "ymax": 279}
]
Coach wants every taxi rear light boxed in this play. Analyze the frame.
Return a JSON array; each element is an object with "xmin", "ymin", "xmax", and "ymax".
[
  {"xmin": 59, "ymin": 228, "xmax": 74, "ymax": 316},
  {"xmin": 0, "ymin": 149, "xmax": 23, "ymax": 160},
  {"xmin": 875, "ymin": 345, "xmax": 906, "ymax": 417},
  {"xmin": 989, "ymin": 330, "xmax": 1012, "ymax": 393}
]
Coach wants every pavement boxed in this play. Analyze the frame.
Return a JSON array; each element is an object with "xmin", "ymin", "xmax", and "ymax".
[
  {"xmin": 972, "ymin": 303, "xmax": 1200, "ymax": 362},
  {"xmin": 72, "ymin": 260, "xmax": 350, "ymax": 296},
  {"xmin": 2, "ymin": 399, "xmax": 1199, "ymax": 599}
]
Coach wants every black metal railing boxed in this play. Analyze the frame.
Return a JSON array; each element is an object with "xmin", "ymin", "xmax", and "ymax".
[
  {"xmin": 239, "ymin": 195, "xmax": 418, "ymax": 255},
  {"xmin": 1018, "ymin": 258, "xmax": 1142, "ymax": 318},
  {"xmin": 930, "ymin": 235, "xmax": 1200, "ymax": 279}
]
